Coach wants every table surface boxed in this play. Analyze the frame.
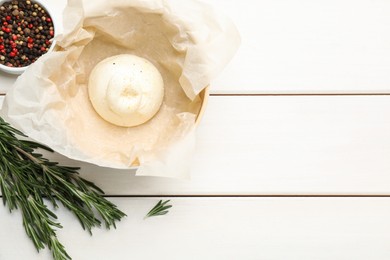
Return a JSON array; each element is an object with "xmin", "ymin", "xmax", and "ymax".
[{"xmin": 1, "ymin": 0, "xmax": 390, "ymax": 259}]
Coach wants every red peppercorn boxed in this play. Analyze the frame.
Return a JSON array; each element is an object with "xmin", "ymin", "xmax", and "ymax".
[
  {"xmin": 3, "ymin": 22, "xmax": 8, "ymax": 26},
  {"xmin": 49, "ymin": 30, "xmax": 54, "ymax": 36},
  {"xmin": 6, "ymin": 16, "xmax": 11, "ymax": 21},
  {"xmin": 12, "ymin": 48, "xmax": 18, "ymax": 53},
  {"xmin": 27, "ymin": 43, "xmax": 33, "ymax": 49},
  {"xmin": 12, "ymin": 35, "xmax": 17, "ymax": 40},
  {"xmin": 0, "ymin": 50, "xmax": 5, "ymax": 54},
  {"xmin": 40, "ymin": 46, "xmax": 46, "ymax": 51},
  {"xmin": 0, "ymin": 45, "xmax": 4, "ymax": 50},
  {"xmin": 27, "ymin": 37, "xmax": 34, "ymax": 43},
  {"xmin": 46, "ymin": 18, "xmax": 51, "ymax": 22},
  {"xmin": 10, "ymin": 42, "xmax": 17, "ymax": 48},
  {"xmin": 9, "ymin": 52, "xmax": 16, "ymax": 58},
  {"xmin": 28, "ymin": 24, "xmax": 33, "ymax": 28},
  {"xmin": 4, "ymin": 27, "xmax": 11, "ymax": 33}
]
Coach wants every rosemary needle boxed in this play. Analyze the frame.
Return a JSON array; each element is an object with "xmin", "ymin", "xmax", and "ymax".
[
  {"xmin": 145, "ymin": 200, "xmax": 172, "ymax": 219},
  {"xmin": 0, "ymin": 117, "xmax": 126, "ymax": 260}
]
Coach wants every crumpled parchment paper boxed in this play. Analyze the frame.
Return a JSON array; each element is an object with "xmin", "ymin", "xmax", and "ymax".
[{"xmin": 1, "ymin": 0, "xmax": 240, "ymax": 178}]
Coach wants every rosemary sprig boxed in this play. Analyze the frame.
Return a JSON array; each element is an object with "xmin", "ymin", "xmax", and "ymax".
[
  {"xmin": 145, "ymin": 200, "xmax": 172, "ymax": 219},
  {"xmin": 0, "ymin": 117, "xmax": 126, "ymax": 260}
]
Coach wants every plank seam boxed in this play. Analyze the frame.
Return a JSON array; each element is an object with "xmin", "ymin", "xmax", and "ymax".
[
  {"xmin": 103, "ymin": 195, "xmax": 390, "ymax": 198},
  {"xmin": 3, "ymin": 93, "xmax": 390, "ymax": 97},
  {"xmin": 0, "ymin": 93, "xmax": 390, "ymax": 97},
  {"xmin": 210, "ymin": 93, "xmax": 390, "ymax": 96},
  {"xmin": 2, "ymin": 195, "xmax": 390, "ymax": 198}
]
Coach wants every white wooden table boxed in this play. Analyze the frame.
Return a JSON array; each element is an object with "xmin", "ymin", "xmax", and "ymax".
[{"xmin": 1, "ymin": 0, "xmax": 390, "ymax": 259}]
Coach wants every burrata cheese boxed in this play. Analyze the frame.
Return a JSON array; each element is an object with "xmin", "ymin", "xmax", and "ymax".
[{"xmin": 88, "ymin": 54, "xmax": 164, "ymax": 127}]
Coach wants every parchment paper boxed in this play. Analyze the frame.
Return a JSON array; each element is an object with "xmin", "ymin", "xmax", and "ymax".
[{"xmin": 0, "ymin": 0, "xmax": 240, "ymax": 178}]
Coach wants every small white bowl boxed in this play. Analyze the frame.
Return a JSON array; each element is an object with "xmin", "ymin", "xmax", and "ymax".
[{"xmin": 0, "ymin": 0, "xmax": 58, "ymax": 75}]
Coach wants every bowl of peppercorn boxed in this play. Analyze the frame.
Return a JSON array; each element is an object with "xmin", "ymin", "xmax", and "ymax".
[{"xmin": 0, "ymin": 0, "xmax": 56, "ymax": 75}]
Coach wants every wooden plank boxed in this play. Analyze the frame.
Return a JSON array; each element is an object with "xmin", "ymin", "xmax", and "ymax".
[
  {"xmin": 0, "ymin": 71, "xmax": 17, "ymax": 94},
  {"xmin": 207, "ymin": 0, "xmax": 390, "ymax": 94},
  {"xmin": 1, "ymin": 197, "xmax": 390, "ymax": 259},
  {"xmin": 2, "ymin": 95, "xmax": 390, "ymax": 195},
  {"xmin": 2, "ymin": 0, "xmax": 390, "ymax": 94}
]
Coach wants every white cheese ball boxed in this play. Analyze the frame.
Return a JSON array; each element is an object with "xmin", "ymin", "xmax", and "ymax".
[{"xmin": 88, "ymin": 54, "xmax": 164, "ymax": 127}]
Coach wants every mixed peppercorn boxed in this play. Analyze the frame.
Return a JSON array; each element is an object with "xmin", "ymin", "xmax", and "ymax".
[{"xmin": 0, "ymin": 0, "xmax": 54, "ymax": 68}]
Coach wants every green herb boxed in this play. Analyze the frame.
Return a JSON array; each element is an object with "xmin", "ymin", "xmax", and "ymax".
[
  {"xmin": 145, "ymin": 200, "xmax": 172, "ymax": 219},
  {"xmin": 0, "ymin": 117, "xmax": 126, "ymax": 260}
]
